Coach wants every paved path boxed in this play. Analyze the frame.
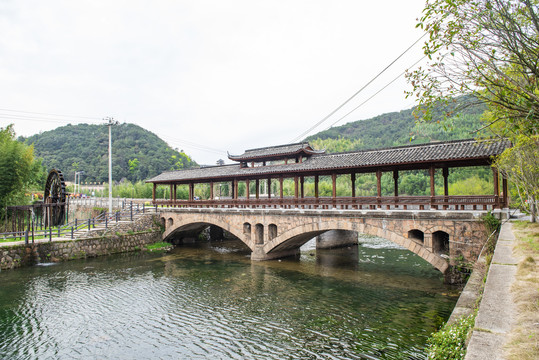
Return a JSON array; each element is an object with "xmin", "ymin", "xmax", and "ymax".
[{"xmin": 465, "ymin": 221, "xmax": 518, "ymax": 360}]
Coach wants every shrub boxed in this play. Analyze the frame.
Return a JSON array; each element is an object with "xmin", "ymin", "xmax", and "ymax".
[{"xmin": 426, "ymin": 313, "xmax": 475, "ymax": 360}]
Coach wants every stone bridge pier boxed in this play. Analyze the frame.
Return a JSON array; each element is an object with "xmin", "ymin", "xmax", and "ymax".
[{"xmin": 159, "ymin": 208, "xmax": 494, "ymax": 277}]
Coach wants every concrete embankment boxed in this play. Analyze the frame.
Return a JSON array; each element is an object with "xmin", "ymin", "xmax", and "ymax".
[
  {"xmin": 464, "ymin": 222, "xmax": 518, "ymax": 359},
  {"xmin": 0, "ymin": 214, "xmax": 162, "ymax": 270},
  {"xmin": 447, "ymin": 221, "xmax": 518, "ymax": 359}
]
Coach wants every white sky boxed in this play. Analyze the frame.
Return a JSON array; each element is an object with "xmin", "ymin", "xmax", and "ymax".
[{"xmin": 0, "ymin": 0, "xmax": 428, "ymax": 165}]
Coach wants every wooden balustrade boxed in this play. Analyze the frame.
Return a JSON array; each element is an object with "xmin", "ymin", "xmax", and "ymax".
[{"xmin": 153, "ymin": 195, "xmax": 501, "ymax": 211}]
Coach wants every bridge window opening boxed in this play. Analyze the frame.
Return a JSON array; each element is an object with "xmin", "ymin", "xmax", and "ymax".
[
  {"xmin": 238, "ymin": 181, "xmax": 247, "ymax": 198},
  {"xmin": 167, "ymin": 218, "xmax": 174, "ymax": 227},
  {"xmin": 354, "ymin": 173, "xmax": 376, "ymax": 196},
  {"xmin": 317, "ymin": 175, "xmax": 333, "ymax": 197},
  {"xmin": 300, "ymin": 176, "xmax": 314, "ymax": 197},
  {"xmin": 268, "ymin": 224, "xmax": 277, "ymax": 240},
  {"xmin": 194, "ymin": 183, "xmax": 211, "ymax": 200},
  {"xmin": 176, "ymin": 184, "xmax": 189, "ymax": 200},
  {"xmin": 160, "ymin": 217, "xmax": 166, "ymax": 228},
  {"xmin": 408, "ymin": 229, "xmax": 424, "ymax": 244},
  {"xmin": 260, "ymin": 179, "xmax": 269, "ymax": 197},
  {"xmin": 335, "ymin": 174, "xmax": 352, "ymax": 196},
  {"xmin": 447, "ymin": 166, "xmax": 493, "ymax": 195},
  {"xmin": 243, "ymin": 222, "xmax": 252, "ymax": 241},
  {"xmin": 282, "ymin": 177, "xmax": 295, "ymax": 197},
  {"xmin": 216, "ymin": 182, "xmax": 230, "ymax": 199},
  {"xmin": 255, "ymin": 224, "xmax": 264, "ymax": 244},
  {"xmin": 432, "ymin": 231, "xmax": 450, "ymax": 256}
]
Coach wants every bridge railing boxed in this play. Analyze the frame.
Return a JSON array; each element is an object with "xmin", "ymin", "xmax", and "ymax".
[{"xmin": 153, "ymin": 195, "xmax": 501, "ymax": 211}]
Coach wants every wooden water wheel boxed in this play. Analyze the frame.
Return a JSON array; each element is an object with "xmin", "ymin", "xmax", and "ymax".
[{"xmin": 44, "ymin": 169, "xmax": 67, "ymax": 227}]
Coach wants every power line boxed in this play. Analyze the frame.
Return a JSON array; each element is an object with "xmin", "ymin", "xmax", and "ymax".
[
  {"xmin": 323, "ymin": 55, "xmax": 427, "ymax": 130},
  {"xmin": 0, "ymin": 114, "xmax": 103, "ymax": 125},
  {"xmin": 289, "ymin": 32, "xmax": 427, "ymax": 143},
  {"xmin": 0, "ymin": 108, "xmax": 101, "ymax": 120},
  {"xmin": 158, "ymin": 134, "xmax": 227, "ymax": 156}
]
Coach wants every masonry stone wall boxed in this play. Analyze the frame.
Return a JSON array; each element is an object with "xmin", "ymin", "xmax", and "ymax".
[
  {"xmin": 160, "ymin": 208, "xmax": 490, "ymax": 275},
  {"xmin": 0, "ymin": 214, "xmax": 163, "ymax": 271}
]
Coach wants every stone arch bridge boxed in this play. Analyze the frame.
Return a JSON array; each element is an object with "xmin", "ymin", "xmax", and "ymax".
[{"xmin": 159, "ymin": 207, "xmax": 492, "ymax": 275}]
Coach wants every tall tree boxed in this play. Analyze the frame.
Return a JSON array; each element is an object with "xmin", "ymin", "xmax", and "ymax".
[
  {"xmin": 0, "ymin": 125, "xmax": 41, "ymax": 213},
  {"xmin": 407, "ymin": 0, "xmax": 539, "ymax": 220}
]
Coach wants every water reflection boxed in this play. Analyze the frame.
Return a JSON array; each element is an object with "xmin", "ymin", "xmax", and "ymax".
[{"xmin": 0, "ymin": 236, "xmax": 459, "ymax": 360}]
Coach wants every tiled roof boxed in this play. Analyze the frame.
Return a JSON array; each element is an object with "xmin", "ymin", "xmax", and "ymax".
[
  {"xmin": 228, "ymin": 142, "xmax": 325, "ymax": 161},
  {"xmin": 148, "ymin": 139, "xmax": 510, "ymax": 183}
]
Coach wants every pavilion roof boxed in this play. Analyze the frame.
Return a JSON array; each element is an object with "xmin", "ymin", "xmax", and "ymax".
[
  {"xmin": 147, "ymin": 138, "xmax": 510, "ymax": 184},
  {"xmin": 227, "ymin": 142, "xmax": 325, "ymax": 162}
]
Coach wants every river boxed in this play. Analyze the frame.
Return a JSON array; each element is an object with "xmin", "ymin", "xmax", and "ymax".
[{"xmin": 0, "ymin": 236, "xmax": 459, "ymax": 359}]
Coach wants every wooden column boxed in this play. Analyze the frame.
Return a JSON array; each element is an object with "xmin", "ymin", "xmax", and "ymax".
[
  {"xmin": 210, "ymin": 181, "xmax": 214, "ymax": 200},
  {"xmin": 300, "ymin": 176, "xmax": 304, "ymax": 198},
  {"xmin": 267, "ymin": 178, "xmax": 271, "ymax": 199},
  {"xmin": 393, "ymin": 170, "xmax": 398, "ymax": 209},
  {"xmin": 351, "ymin": 173, "xmax": 356, "ymax": 198},
  {"xmin": 152, "ymin": 183, "xmax": 156, "ymax": 202},
  {"xmin": 429, "ymin": 166, "xmax": 436, "ymax": 209},
  {"xmin": 189, "ymin": 182, "xmax": 194, "ymax": 202},
  {"xmin": 233, "ymin": 179, "xmax": 238, "ymax": 200},
  {"xmin": 173, "ymin": 184, "xmax": 177, "ymax": 203},
  {"xmin": 442, "ymin": 168, "xmax": 449, "ymax": 210},
  {"xmin": 314, "ymin": 175, "xmax": 319, "ymax": 198},
  {"xmin": 294, "ymin": 176, "xmax": 299, "ymax": 199},
  {"xmin": 279, "ymin": 177, "xmax": 284, "ymax": 198},
  {"xmin": 169, "ymin": 184, "xmax": 173, "ymax": 202},
  {"xmin": 332, "ymin": 173, "xmax": 337, "ymax": 208},
  {"xmin": 442, "ymin": 168, "xmax": 449, "ymax": 196},
  {"xmin": 245, "ymin": 179, "xmax": 250, "ymax": 200},
  {"xmin": 502, "ymin": 176, "xmax": 508, "ymax": 208},
  {"xmin": 256, "ymin": 179, "xmax": 260, "ymax": 199},
  {"xmin": 493, "ymin": 167, "xmax": 500, "ymax": 208},
  {"xmin": 376, "ymin": 170, "xmax": 382, "ymax": 209}
]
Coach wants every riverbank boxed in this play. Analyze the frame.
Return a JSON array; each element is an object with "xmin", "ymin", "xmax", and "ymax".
[
  {"xmin": 0, "ymin": 214, "xmax": 163, "ymax": 270},
  {"xmin": 464, "ymin": 220, "xmax": 538, "ymax": 359}
]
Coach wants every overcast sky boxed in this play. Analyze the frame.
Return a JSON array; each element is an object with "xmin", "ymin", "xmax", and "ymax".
[{"xmin": 0, "ymin": 0, "xmax": 428, "ymax": 165}]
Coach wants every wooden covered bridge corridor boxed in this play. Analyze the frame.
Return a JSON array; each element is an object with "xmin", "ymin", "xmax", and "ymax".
[{"xmin": 147, "ymin": 139, "xmax": 510, "ymax": 279}]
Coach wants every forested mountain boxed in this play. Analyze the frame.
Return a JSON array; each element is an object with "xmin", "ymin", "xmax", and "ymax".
[
  {"xmin": 302, "ymin": 97, "xmax": 493, "ymax": 197},
  {"xmin": 21, "ymin": 123, "xmax": 197, "ymax": 183},
  {"xmin": 306, "ymin": 97, "xmax": 487, "ymax": 152}
]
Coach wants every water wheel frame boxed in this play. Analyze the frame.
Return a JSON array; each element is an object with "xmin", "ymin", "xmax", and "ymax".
[{"xmin": 44, "ymin": 169, "xmax": 67, "ymax": 227}]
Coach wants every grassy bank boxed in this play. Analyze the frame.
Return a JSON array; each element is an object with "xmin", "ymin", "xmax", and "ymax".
[{"xmin": 505, "ymin": 221, "xmax": 539, "ymax": 360}]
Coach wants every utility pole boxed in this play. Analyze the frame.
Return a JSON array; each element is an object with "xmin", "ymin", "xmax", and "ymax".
[{"xmin": 105, "ymin": 117, "xmax": 118, "ymax": 214}]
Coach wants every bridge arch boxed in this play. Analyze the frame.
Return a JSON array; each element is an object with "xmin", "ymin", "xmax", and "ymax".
[
  {"xmin": 162, "ymin": 214, "xmax": 253, "ymax": 250},
  {"xmin": 263, "ymin": 220, "xmax": 449, "ymax": 273}
]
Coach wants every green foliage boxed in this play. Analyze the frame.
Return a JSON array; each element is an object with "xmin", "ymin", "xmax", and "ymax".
[
  {"xmin": 145, "ymin": 242, "xmax": 171, "ymax": 251},
  {"xmin": 482, "ymin": 211, "xmax": 501, "ymax": 237},
  {"xmin": 495, "ymin": 135, "xmax": 539, "ymax": 221},
  {"xmin": 0, "ymin": 125, "xmax": 46, "ymax": 212},
  {"xmin": 426, "ymin": 313, "xmax": 475, "ymax": 360},
  {"xmin": 448, "ymin": 176, "xmax": 492, "ymax": 196},
  {"xmin": 309, "ymin": 136, "xmax": 362, "ymax": 153},
  {"xmin": 21, "ymin": 123, "xmax": 197, "ymax": 183},
  {"xmin": 306, "ymin": 97, "xmax": 485, "ymax": 150}
]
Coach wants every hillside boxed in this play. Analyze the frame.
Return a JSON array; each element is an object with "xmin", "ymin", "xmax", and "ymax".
[
  {"xmin": 21, "ymin": 123, "xmax": 197, "ymax": 183},
  {"xmin": 306, "ymin": 97, "xmax": 487, "ymax": 151}
]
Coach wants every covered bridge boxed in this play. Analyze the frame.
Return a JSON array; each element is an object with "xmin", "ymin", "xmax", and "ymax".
[{"xmin": 146, "ymin": 138, "xmax": 510, "ymax": 210}]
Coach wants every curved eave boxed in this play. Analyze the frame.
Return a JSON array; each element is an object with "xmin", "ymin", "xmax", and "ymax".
[{"xmin": 228, "ymin": 148, "xmax": 325, "ymax": 162}]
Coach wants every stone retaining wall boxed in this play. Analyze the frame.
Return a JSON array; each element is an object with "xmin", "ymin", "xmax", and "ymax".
[{"xmin": 0, "ymin": 214, "xmax": 163, "ymax": 271}]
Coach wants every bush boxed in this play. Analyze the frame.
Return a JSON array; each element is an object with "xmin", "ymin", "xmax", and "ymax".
[{"xmin": 426, "ymin": 313, "xmax": 475, "ymax": 360}]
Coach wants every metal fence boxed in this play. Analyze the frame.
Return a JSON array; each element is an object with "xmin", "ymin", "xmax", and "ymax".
[{"xmin": 1, "ymin": 202, "xmax": 157, "ymax": 245}]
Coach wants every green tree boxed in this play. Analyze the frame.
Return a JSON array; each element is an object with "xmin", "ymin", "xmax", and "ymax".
[
  {"xmin": 407, "ymin": 0, "xmax": 539, "ymax": 220},
  {"xmin": 0, "ymin": 125, "xmax": 40, "ymax": 213},
  {"xmin": 407, "ymin": 0, "xmax": 538, "ymax": 134},
  {"xmin": 495, "ymin": 135, "xmax": 539, "ymax": 221}
]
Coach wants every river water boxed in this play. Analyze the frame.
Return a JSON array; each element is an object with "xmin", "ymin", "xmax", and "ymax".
[{"xmin": 0, "ymin": 236, "xmax": 459, "ymax": 360}]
